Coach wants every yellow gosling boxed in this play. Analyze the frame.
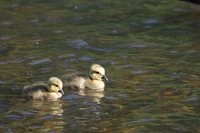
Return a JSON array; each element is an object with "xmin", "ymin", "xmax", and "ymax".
[
  {"xmin": 62, "ymin": 64, "xmax": 108, "ymax": 89},
  {"xmin": 22, "ymin": 77, "xmax": 64, "ymax": 101}
]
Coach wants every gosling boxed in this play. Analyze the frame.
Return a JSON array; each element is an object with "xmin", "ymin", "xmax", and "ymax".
[
  {"xmin": 22, "ymin": 77, "xmax": 64, "ymax": 101},
  {"xmin": 62, "ymin": 64, "xmax": 108, "ymax": 89}
]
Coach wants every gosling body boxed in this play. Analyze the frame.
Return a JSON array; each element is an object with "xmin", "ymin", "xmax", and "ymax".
[
  {"xmin": 62, "ymin": 64, "xmax": 108, "ymax": 89},
  {"xmin": 22, "ymin": 77, "xmax": 64, "ymax": 101}
]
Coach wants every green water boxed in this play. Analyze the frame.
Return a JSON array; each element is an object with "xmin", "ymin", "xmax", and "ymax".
[{"xmin": 0, "ymin": 0, "xmax": 200, "ymax": 132}]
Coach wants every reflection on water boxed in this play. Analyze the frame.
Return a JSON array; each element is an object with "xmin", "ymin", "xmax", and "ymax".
[
  {"xmin": 67, "ymin": 88, "xmax": 105, "ymax": 104},
  {"xmin": 2, "ymin": 100, "xmax": 65, "ymax": 132},
  {"xmin": 0, "ymin": 0, "xmax": 200, "ymax": 132}
]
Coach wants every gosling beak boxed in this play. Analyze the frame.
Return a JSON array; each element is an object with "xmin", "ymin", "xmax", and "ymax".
[
  {"xmin": 58, "ymin": 89, "xmax": 64, "ymax": 94},
  {"xmin": 102, "ymin": 75, "xmax": 108, "ymax": 81}
]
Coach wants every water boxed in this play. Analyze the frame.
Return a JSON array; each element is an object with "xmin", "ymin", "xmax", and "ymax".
[{"xmin": 1, "ymin": 0, "xmax": 200, "ymax": 132}]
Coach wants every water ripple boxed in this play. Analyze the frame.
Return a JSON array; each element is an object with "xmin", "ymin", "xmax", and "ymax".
[
  {"xmin": 119, "ymin": 118, "xmax": 157, "ymax": 125},
  {"xmin": 105, "ymin": 96, "xmax": 118, "ymax": 100},
  {"xmin": 142, "ymin": 19, "xmax": 158, "ymax": 24},
  {"xmin": 187, "ymin": 97, "xmax": 198, "ymax": 101},
  {"xmin": 78, "ymin": 57, "xmax": 93, "ymax": 61},
  {"xmin": 118, "ymin": 43, "xmax": 157, "ymax": 48},
  {"xmin": 115, "ymin": 65, "xmax": 137, "ymax": 68},
  {"xmin": 93, "ymin": 48, "xmax": 115, "ymax": 52},
  {"xmin": 28, "ymin": 58, "xmax": 51, "ymax": 65},
  {"xmin": 0, "ymin": 81, "xmax": 6, "ymax": 84},
  {"xmin": 67, "ymin": 39, "xmax": 91, "ymax": 49},
  {"xmin": 63, "ymin": 94, "xmax": 84, "ymax": 100}
]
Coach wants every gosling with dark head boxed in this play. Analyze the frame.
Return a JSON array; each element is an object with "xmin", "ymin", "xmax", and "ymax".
[
  {"xmin": 62, "ymin": 64, "xmax": 108, "ymax": 89},
  {"xmin": 22, "ymin": 77, "xmax": 64, "ymax": 101}
]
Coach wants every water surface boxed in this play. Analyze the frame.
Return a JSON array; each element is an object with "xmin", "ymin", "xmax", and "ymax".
[{"xmin": 0, "ymin": 0, "xmax": 200, "ymax": 132}]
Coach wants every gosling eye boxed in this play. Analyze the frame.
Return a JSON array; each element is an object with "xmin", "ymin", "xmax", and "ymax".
[
  {"xmin": 95, "ymin": 71, "xmax": 100, "ymax": 74},
  {"xmin": 53, "ymin": 84, "xmax": 59, "ymax": 87}
]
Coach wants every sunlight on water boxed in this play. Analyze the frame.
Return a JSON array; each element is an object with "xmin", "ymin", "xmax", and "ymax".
[{"xmin": 0, "ymin": 0, "xmax": 200, "ymax": 132}]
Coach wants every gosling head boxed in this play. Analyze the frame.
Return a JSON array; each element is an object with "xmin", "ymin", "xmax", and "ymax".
[
  {"xmin": 89, "ymin": 64, "xmax": 108, "ymax": 81},
  {"xmin": 47, "ymin": 77, "xmax": 64, "ymax": 94}
]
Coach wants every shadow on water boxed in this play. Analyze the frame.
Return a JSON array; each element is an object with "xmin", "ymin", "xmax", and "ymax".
[{"xmin": 0, "ymin": 0, "xmax": 200, "ymax": 132}]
